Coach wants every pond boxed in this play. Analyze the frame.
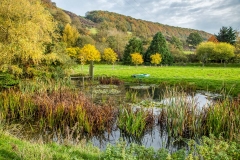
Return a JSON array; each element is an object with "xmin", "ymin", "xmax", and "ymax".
[{"xmin": 74, "ymin": 82, "xmax": 221, "ymax": 151}]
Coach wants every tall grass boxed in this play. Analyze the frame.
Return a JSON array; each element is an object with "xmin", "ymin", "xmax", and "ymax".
[
  {"xmin": 204, "ymin": 99, "xmax": 240, "ymax": 140},
  {"xmin": 0, "ymin": 90, "xmax": 36, "ymax": 123},
  {"xmin": 159, "ymin": 87, "xmax": 203, "ymax": 138},
  {"xmin": 0, "ymin": 89, "xmax": 118, "ymax": 137},
  {"xmin": 158, "ymin": 87, "xmax": 240, "ymax": 140},
  {"xmin": 118, "ymin": 106, "xmax": 154, "ymax": 137}
]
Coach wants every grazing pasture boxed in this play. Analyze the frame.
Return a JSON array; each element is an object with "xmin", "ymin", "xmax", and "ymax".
[{"xmin": 73, "ymin": 65, "xmax": 240, "ymax": 96}]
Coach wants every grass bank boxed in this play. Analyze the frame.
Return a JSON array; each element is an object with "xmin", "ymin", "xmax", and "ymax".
[
  {"xmin": 0, "ymin": 131, "xmax": 100, "ymax": 160},
  {"xmin": 1, "ymin": 131, "xmax": 239, "ymax": 160},
  {"xmin": 73, "ymin": 65, "xmax": 240, "ymax": 96}
]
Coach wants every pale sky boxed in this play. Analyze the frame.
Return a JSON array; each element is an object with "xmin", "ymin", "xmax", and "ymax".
[{"xmin": 52, "ymin": 0, "xmax": 240, "ymax": 34}]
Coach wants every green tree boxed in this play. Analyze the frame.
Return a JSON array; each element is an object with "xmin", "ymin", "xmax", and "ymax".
[
  {"xmin": 0, "ymin": 0, "xmax": 61, "ymax": 77},
  {"xmin": 62, "ymin": 23, "xmax": 80, "ymax": 47},
  {"xmin": 131, "ymin": 53, "xmax": 143, "ymax": 66},
  {"xmin": 186, "ymin": 32, "xmax": 203, "ymax": 48},
  {"xmin": 145, "ymin": 32, "xmax": 173, "ymax": 65},
  {"xmin": 196, "ymin": 42, "xmax": 215, "ymax": 66},
  {"xmin": 170, "ymin": 36, "xmax": 183, "ymax": 50},
  {"xmin": 123, "ymin": 37, "xmax": 143, "ymax": 64},
  {"xmin": 215, "ymin": 26, "xmax": 237, "ymax": 45}
]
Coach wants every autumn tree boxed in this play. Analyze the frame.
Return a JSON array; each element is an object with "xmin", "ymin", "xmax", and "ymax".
[
  {"xmin": 0, "ymin": 0, "xmax": 63, "ymax": 77},
  {"xmin": 62, "ymin": 23, "xmax": 80, "ymax": 47},
  {"xmin": 123, "ymin": 37, "xmax": 143, "ymax": 64},
  {"xmin": 106, "ymin": 30, "xmax": 129, "ymax": 60},
  {"xmin": 51, "ymin": 9, "xmax": 71, "ymax": 25},
  {"xmin": 196, "ymin": 42, "xmax": 215, "ymax": 66},
  {"xmin": 186, "ymin": 32, "xmax": 203, "ymax": 48},
  {"xmin": 213, "ymin": 42, "xmax": 235, "ymax": 65},
  {"xmin": 66, "ymin": 47, "xmax": 80, "ymax": 59},
  {"xmin": 215, "ymin": 26, "xmax": 237, "ymax": 45},
  {"xmin": 208, "ymin": 35, "xmax": 218, "ymax": 43},
  {"xmin": 145, "ymin": 32, "xmax": 173, "ymax": 65},
  {"xmin": 103, "ymin": 48, "xmax": 118, "ymax": 68},
  {"xmin": 131, "ymin": 53, "xmax": 144, "ymax": 67},
  {"xmin": 235, "ymin": 32, "xmax": 240, "ymax": 54},
  {"xmin": 196, "ymin": 42, "xmax": 235, "ymax": 66},
  {"xmin": 79, "ymin": 44, "xmax": 101, "ymax": 79},
  {"xmin": 76, "ymin": 35, "xmax": 95, "ymax": 48},
  {"xmin": 150, "ymin": 53, "xmax": 162, "ymax": 66}
]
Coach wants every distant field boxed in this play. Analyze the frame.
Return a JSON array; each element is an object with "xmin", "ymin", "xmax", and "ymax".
[
  {"xmin": 183, "ymin": 50, "xmax": 194, "ymax": 54},
  {"xmin": 73, "ymin": 64, "xmax": 240, "ymax": 96},
  {"xmin": 88, "ymin": 28, "xmax": 97, "ymax": 34}
]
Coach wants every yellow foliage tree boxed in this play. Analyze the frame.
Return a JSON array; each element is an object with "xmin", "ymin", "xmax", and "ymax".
[
  {"xmin": 80, "ymin": 44, "xmax": 101, "ymax": 77},
  {"xmin": 0, "ymin": 0, "xmax": 58, "ymax": 76},
  {"xmin": 62, "ymin": 23, "xmax": 80, "ymax": 47},
  {"xmin": 103, "ymin": 48, "xmax": 118, "ymax": 68},
  {"xmin": 66, "ymin": 47, "xmax": 79, "ymax": 58},
  {"xmin": 130, "ymin": 53, "xmax": 143, "ymax": 66},
  {"xmin": 150, "ymin": 53, "xmax": 162, "ymax": 66},
  {"xmin": 80, "ymin": 44, "xmax": 101, "ymax": 62}
]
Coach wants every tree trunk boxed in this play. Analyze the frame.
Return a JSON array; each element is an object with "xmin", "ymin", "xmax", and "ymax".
[{"xmin": 89, "ymin": 61, "xmax": 94, "ymax": 81}]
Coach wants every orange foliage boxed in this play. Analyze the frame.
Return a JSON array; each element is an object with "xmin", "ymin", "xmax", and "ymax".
[{"xmin": 208, "ymin": 35, "xmax": 218, "ymax": 43}]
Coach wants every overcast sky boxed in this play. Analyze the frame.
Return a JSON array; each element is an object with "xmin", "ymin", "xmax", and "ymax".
[{"xmin": 52, "ymin": 0, "xmax": 240, "ymax": 34}]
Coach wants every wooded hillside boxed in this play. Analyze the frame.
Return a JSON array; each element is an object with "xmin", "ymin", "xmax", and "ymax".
[
  {"xmin": 41, "ymin": 0, "xmax": 211, "ymax": 42},
  {"xmin": 85, "ymin": 10, "xmax": 211, "ymax": 40}
]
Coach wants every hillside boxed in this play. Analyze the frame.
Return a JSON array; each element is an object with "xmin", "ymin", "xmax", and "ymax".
[
  {"xmin": 85, "ymin": 10, "xmax": 211, "ymax": 41},
  {"xmin": 41, "ymin": 0, "xmax": 211, "ymax": 41}
]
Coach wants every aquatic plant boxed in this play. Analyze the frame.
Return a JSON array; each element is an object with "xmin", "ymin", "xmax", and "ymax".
[
  {"xmin": 203, "ymin": 99, "xmax": 240, "ymax": 140},
  {"xmin": 99, "ymin": 76, "xmax": 124, "ymax": 85},
  {"xmin": 117, "ymin": 106, "xmax": 154, "ymax": 137},
  {"xmin": 0, "ymin": 89, "xmax": 118, "ymax": 136},
  {"xmin": 159, "ymin": 87, "xmax": 204, "ymax": 138}
]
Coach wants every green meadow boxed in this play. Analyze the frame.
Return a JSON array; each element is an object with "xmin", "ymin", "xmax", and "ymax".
[{"xmin": 73, "ymin": 64, "xmax": 240, "ymax": 96}]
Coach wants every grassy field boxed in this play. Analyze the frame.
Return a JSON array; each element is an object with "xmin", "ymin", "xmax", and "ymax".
[{"xmin": 73, "ymin": 64, "xmax": 240, "ymax": 96}]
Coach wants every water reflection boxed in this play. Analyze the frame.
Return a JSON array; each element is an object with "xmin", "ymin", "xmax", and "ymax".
[{"xmin": 73, "ymin": 82, "xmax": 220, "ymax": 150}]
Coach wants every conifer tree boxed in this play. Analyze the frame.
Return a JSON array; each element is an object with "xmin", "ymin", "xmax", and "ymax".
[
  {"xmin": 123, "ymin": 37, "xmax": 143, "ymax": 64},
  {"xmin": 144, "ymin": 32, "xmax": 173, "ymax": 65}
]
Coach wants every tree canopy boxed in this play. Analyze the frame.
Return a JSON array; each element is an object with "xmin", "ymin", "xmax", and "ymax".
[
  {"xmin": 150, "ymin": 53, "xmax": 162, "ymax": 66},
  {"xmin": 80, "ymin": 44, "xmax": 101, "ymax": 62},
  {"xmin": 215, "ymin": 26, "xmax": 237, "ymax": 45},
  {"xmin": 62, "ymin": 23, "xmax": 80, "ymax": 47},
  {"xmin": 0, "ymin": 0, "xmax": 65, "ymax": 77},
  {"xmin": 144, "ymin": 32, "xmax": 173, "ymax": 65},
  {"xmin": 131, "ymin": 53, "xmax": 143, "ymax": 66},
  {"xmin": 196, "ymin": 42, "xmax": 235, "ymax": 65},
  {"xmin": 196, "ymin": 42, "xmax": 215, "ymax": 66},
  {"xmin": 123, "ymin": 37, "xmax": 143, "ymax": 64},
  {"xmin": 186, "ymin": 32, "xmax": 203, "ymax": 48},
  {"xmin": 103, "ymin": 48, "xmax": 118, "ymax": 64}
]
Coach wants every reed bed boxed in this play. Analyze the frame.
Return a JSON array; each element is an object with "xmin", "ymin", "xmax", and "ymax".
[
  {"xmin": 0, "ymin": 89, "xmax": 118, "ymax": 136},
  {"xmin": 117, "ymin": 106, "xmax": 154, "ymax": 137},
  {"xmin": 159, "ymin": 87, "xmax": 205, "ymax": 138},
  {"xmin": 203, "ymin": 99, "xmax": 240, "ymax": 140},
  {"xmin": 158, "ymin": 87, "xmax": 240, "ymax": 140},
  {"xmin": 98, "ymin": 76, "xmax": 124, "ymax": 85}
]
